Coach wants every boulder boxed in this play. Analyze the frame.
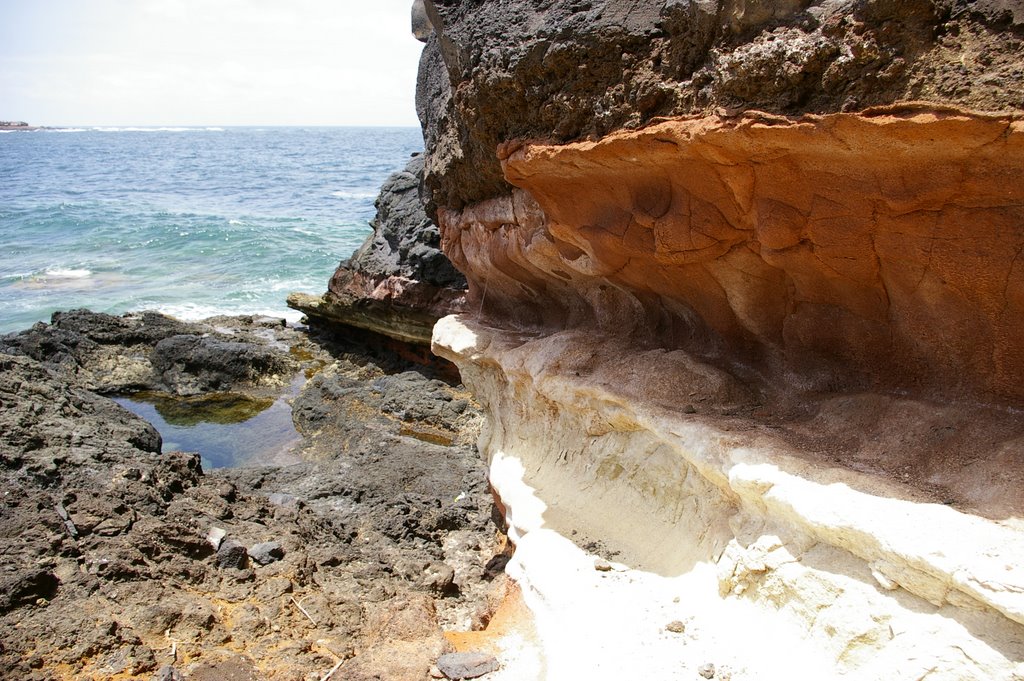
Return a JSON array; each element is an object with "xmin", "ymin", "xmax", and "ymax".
[{"xmin": 435, "ymin": 651, "xmax": 499, "ymax": 680}]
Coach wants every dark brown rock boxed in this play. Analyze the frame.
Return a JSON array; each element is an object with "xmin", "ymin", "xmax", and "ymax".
[
  {"xmin": 418, "ymin": 0, "xmax": 1024, "ymax": 212},
  {"xmin": 0, "ymin": 311, "xmax": 497, "ymax": 680}
]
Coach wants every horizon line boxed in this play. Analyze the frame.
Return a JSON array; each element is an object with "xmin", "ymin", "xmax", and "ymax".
[{"xmin": 4, "ymin": 123, "xmax": 424, "ymax": 130}]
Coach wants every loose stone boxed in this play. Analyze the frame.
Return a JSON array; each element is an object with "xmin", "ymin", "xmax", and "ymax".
[
  {"xmin": 216, "ymin": 538, "xmax": 249, "ymax": 569},
  {"xmin": 436, "ymin": 651, "xmax": 499, "ymax": 680},
  {"xmin": 247, "ymin": 541, "xmax": 285, "ymax": 566},
  {"xmin": 206, "ymin": 526, "xmax": 227, "ymax": 551}
]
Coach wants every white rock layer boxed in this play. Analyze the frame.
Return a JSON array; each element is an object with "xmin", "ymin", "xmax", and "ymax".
[{"xmin": 434, "ymin": 314, "xmax": 1024, "ymax": 681}]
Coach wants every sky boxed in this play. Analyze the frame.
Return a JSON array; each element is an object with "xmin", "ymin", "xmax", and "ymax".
[{"xmin": 0, "ymin": 0, "xmax": 424, "ymax": 127}]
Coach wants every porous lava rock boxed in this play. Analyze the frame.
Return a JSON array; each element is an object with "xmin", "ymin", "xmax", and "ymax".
[
  {"xmin": 418, "ymin": 0, "xmax": 1024, "ymax": 212},
  {"xmin": 0, "ymin": 311, "xmax": 498, "ymax": 681}
]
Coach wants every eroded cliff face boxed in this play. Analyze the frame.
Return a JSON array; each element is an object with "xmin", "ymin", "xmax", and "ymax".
[
  {"xmin": 419, "ymin": 0, "xmax": 1024, "ymax": 212},
  {"xmin": 443, "ymin": 107, "xmax": 1024, "ymax": 405},
  {"xmin": 415, "ymin": 1, "xmax": 1024, "ymax": 678}
]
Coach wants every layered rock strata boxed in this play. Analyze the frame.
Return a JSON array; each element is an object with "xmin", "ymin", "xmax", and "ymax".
[
  {"xmin": 416, "ymin": 0, "xmax": 1024, "ymax": 678},
  {"xmin": 443, "ymin": 107, "xmax": 1024, "ymax": 405}
]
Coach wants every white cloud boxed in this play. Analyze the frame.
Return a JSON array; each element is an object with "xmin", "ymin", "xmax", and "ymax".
[{"xmin": 0, "ymin": 0, "xmax": 423, "ymax": 126}]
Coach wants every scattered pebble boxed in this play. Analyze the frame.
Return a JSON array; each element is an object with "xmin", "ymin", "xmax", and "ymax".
[
  {"xmin": 594, "ymin": 558, "xmax": 613, "ymax": 572},
  {"xmin": 216, "ymin": 538, "xmax": 249, "ymax": 569},
  {"xmin": 698, "ymin": 662, "xmax": 716, "ymax": 679},
  {"xmin": 247, "ymin": 541, "xmax": 284, "ymax": 566},
  {"xmin": 206, "ymin": 526, "xmax": 227, "ymax": 551},
  {"xmin": 666, "ymin": 620, "xmax": 686, "ymax": 634}
]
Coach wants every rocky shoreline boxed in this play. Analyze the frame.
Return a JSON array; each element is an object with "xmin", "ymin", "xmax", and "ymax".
[
  {"xmin": 7, "ymin": 1, "xmax": 1024, "ymax": 678},
  {"xmin": 0, "ymin": 309, "xmax": 506, "ymax": 681}
]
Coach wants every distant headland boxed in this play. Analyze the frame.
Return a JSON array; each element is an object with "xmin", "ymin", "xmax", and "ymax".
[{"xmin": 0, "ymin": 120, "xmax": 42, "ymax": 131}]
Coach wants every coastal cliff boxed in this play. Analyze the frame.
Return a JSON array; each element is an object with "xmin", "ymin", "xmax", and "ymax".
[{"xmin": 411, "ymin": 1, "xmax": 1024, "ymax": 678}]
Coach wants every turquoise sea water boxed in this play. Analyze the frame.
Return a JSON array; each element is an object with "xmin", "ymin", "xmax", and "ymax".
[{"xmin": 0, "ymin": 126, "xmax": 423, "ymax": 333}]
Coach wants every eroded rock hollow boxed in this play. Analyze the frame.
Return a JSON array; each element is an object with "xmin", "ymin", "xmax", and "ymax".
[{"xmin": 446, "ymin": 107, "xmax": 1024, "ymax": 405}]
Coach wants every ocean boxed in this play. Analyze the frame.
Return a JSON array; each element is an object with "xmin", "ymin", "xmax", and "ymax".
[{"xmin": 0, "ymin": 126, "xmax": 423, "ymax": 334}]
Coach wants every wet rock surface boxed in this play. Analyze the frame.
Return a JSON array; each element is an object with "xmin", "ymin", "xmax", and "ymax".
[{"xmin": 0, "ymin": 310, "xmax": 501, "ymax": 680}]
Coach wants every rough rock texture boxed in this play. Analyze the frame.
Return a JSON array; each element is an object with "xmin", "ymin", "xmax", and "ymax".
[
  {"xmin": 419, "ymin": 0, "xmax": 1024, "ymax": 212},
  {"xmin": 290, "ymin": 154, "xmax": 466, "ymax": 345},
  {"xmin": 0, "ymin": 311, "xmax": 501, "ymax": 681},
  {"xmin": 440, "ymin": 108, "xmax": 1024, "ymax": 405},
  {"xmin": 1, "ymin": 309, "xmax": 297, "ymax": 396},
  {"xmin": 415, "ymin": 0, "xmax": 1024, "ymax": 678}
]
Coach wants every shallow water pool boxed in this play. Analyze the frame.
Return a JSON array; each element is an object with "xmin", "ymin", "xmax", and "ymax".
[{"xmin": 113, "ymin": 381, "xmax": 302, "ymax": 469}]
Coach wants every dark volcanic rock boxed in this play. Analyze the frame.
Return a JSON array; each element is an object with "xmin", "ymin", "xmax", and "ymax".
[
  {"xmin": 0, "ymin": 313, "xmax": 499, "ymax": 680},
  {"xmin": 247, "ymin": 541, "xmax": 284, "ymax": 566},
  {"xmin": 289, "ymin": 154, "xmax": 466, "ymax": 346},
  {"xmin": 216, "ymin": 538, "xmax": 250, "ymax": 569},
  {"xmin": 0, "ymin": 569, "xmax": 60, "ymax": 614},
  {"xmin": 152, "ymin": 666, "xmax": 186, "ymax": 681},
  {"xmin": 0, "ymin": 352, "xmax": 162, "ymax": 463},
  {"xmin": 0, "ymin": 309, "xmax": 298, "ymax": 395},
  {"xmin": 418, "ymin": 0, "xmax": 1024, "ymax": 211},
  {"xmin": 151, "ymin": 334, "xmax": 292, "ymax": 395},
  {"xmin": 50, "ymin": 309, "xmax": 197, "ymax": 346},
  {"xmin": 349, "ymin": 153, "xmax": 464, "ymax": 290}
]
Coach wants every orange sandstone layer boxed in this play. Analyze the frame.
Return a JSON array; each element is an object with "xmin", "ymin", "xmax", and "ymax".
[{"xmin": 440, "ymin": 106, "xmax": 1024, "ymax": 406}]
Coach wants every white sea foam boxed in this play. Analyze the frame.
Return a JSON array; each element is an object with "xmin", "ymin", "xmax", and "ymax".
[
  {"xmin": 44, "ymin": 268, "xmax": 92, "ymax": 279},
  {"xmin": 269, "ymin": 279, "xmax": 309, "ymax": 292},
  {"xmin": 330, "ymin": 190, "xmax": 377, "ymax": 199},
  {"xmin": 155, "ymin": 302, "xmax": 303, "ymax": 325}
]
